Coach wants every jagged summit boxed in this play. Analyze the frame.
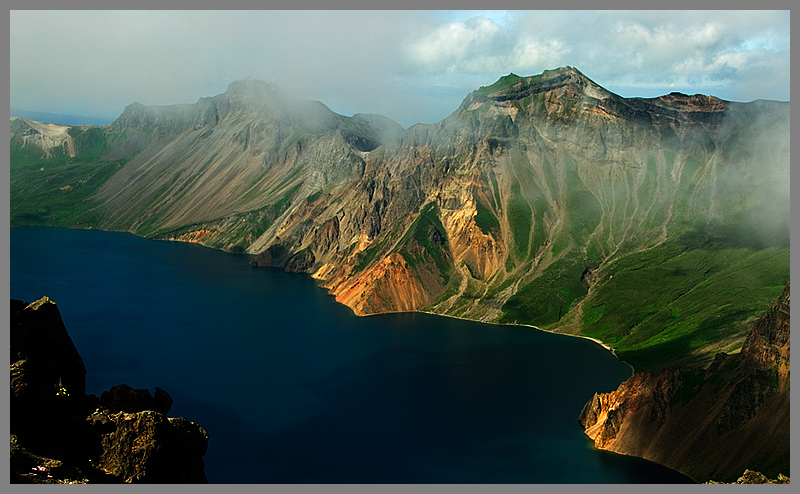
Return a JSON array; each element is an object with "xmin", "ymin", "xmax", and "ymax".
[
  {"xmin": 451, "ymin": 66, "xmax": 627, "ymax": 128},
  {"xmin": 473, "ymin": 66, "xmax": 614, "ymax": 101},
  {"xmin": 109, "ymin": 77, "xmax": 341, "ymax": 135},
  {"xmin": 473, "ymin": 66, "xmax": 726, "ymax": 113},
  {"xmin": 649, "ymin": 91, "xmax": 728, "ymax": 112}
]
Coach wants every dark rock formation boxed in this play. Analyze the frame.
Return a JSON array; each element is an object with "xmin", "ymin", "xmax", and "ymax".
[
  {"xmin": 86, "ymin": 410, "xmax": 208, "ymax": 483},
  {"xmin": 99, "ymin": 384, "xmax": 174, "ymax": 416},
  {"xmin": 285, "ymin": 248, "xmax": 316, "ymax": 273},
  {"xmin": 10, "ymin": 297, "xmax": 209, "ymax": 484},
  {"xmin": 10, "ymin": 296, "xmax": 86, "ymax": 402},
  {"xmin": 579, "ymin": 282, "xmax": 790, "ymax": 483}
]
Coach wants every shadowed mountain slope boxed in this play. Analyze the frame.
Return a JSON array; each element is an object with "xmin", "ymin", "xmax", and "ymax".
[{"xmin": 580, "ymin": 282, "xmax": 790, "ymax": 483}]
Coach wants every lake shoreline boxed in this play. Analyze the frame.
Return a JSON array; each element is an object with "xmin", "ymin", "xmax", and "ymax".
[
  {"xmin": 352, "ymin": 305, "xmax": 635, "ymax": 375},
  {"xmin": 13, "ymin": 225, "xmax": 636, "ymax": 375}
]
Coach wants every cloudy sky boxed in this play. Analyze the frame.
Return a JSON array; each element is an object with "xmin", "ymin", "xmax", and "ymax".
[{"xmin": 9, "ymin": 9, "xmax": 790, "ymax": 129}]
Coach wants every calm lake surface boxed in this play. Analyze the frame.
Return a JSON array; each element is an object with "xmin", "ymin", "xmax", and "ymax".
[{"xmin": 10, "ymin": 227, "xmax": 693, "ymax": 484}]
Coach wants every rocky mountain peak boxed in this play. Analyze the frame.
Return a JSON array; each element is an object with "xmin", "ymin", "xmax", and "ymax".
[
  {"xmin": 649, "ymin": 91, "xmax": 729, "ymax": 113},
  {"xmin": 453, "ymin": 65, "xmax": 740, "ymax": 133},
  {"xmin": 533, "ymin": 65, "xmax": 597, "ymax": 91},
  {"xmin": 214, "ymin": 78, "xmax": 344, "ymax": 132},
  {"xmin": 111, "ymin": 100, "xmax": 198, "ymax": 132},
  {"xmin": 472, "ymin": 66, "xmax": 613, "ymax": 103},
  {"xmin": 448, "ymin": 66, "xmax": 621, "ymax": 131},
  {"xmin": 9, "ymin": 117, "xmax": 76, "ymax": 159}
]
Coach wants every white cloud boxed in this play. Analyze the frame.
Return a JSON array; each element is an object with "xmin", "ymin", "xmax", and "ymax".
[
  {"xmin": 510, "ymin": 38, "xmax": 570, "ymax": 72},
  {"xmin": 407, "ymin": 15, "xmax": 572, "ymax": 76},
  {"xmin": 410, "ymin": 17, "xmax": 507, "ymax": 71}
]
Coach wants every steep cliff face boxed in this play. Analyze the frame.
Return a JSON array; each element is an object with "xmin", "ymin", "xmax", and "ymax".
[
  {"xmin": 579, "ymin": 282, "xmax": 790, "ymax": 483},
  {"xmin": 10, "ymin": 297, "xmax": 209, "ymax": 484},
  {"xmin": 9, "ymin": 67, "xmax": 790, "ymax": 370},
  {"xmin": 328, "ymin": 252, "xmax": 434, "ymax": 315}
]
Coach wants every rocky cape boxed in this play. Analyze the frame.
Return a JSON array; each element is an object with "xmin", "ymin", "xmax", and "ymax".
[
  {"xmin": 580, "ymin": 282, "xmax": 790, "ymax": 483},
  {"xmin": 10, "ymin": 296, "xmax": 209, "ymax": 483}
]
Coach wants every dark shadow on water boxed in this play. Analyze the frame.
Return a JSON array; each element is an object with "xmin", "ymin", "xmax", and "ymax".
[
  {"xmin": 172, "ymin": 343, "xmax": 694, "ymax": 484},
  {"xmin": 11, "ymin": 227, "xmax": 697, "ymax": 485},
  {"xmin": 590, "ymin": 447, "xmax": 695, "ymax": 484}
]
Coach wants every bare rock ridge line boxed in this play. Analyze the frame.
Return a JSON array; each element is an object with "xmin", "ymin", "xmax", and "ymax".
[
  {"xmin": 579, "ymin": 282, "xmax": 790, "ymax": 483},
  {"xmin": 9, "ymin": 65, "xmax": 790, "ymax": 481},
  {"xmin": 10, "ymin": 296, "xmax": 209, "ymax": 484}
]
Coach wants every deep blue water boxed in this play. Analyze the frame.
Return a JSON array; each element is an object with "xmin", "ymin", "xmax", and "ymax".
[{"xmin": 10, "ymin": 227, "xmax": 693, "ymax": 484}]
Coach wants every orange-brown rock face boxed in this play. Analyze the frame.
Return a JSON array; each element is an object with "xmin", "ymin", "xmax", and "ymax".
[
  {"xmin": 740, "ymin": 282, "xmax": 790, "ymax": 383},
  {"xmin": 330, "ymin": 253, "xmax": 432, "ymax": 315},
  {"xmin": 172, "ymin": 229, "xmax": 218, "ymax": 244},
  {"xmin": 580, "ymin": 367, "xmax": 684, "ymax": 451},
  {"xmin": 438, "ymin": 192, "xmax": 504, "ymax": 281},
  {"xmin": 579, "ymin": 283, "xmax": 790, "ymax": 483}
]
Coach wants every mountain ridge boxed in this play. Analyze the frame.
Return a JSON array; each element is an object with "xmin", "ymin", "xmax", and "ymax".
[
  {"xmin": 9, "ymin": 66, "xmax": 790, "ymax": 480},
  {"xmin": 10, "ymin": 67, "xmax": 789, "ymax": 349}
]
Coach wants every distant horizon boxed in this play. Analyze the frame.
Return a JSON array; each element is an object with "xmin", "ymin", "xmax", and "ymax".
[
  {"xmin": 11, "ymin": 11, "xmax": 790, "ymax": 129},
  {"xmin": 10, "ymin": 108, "xmax": 116, "ymax": 127}
]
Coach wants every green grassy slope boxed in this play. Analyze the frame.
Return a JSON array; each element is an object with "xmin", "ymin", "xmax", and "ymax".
[
  {"xmin": 9, "ymin": 128, "xmax": 127, "ymax": 228},
  {"xmin": 583, "ymin": 242, "xmax": 788, "ymax": 371},
  {"xmin": 496, "ymin": 139, "xmax": 789, "ymax": 371}
]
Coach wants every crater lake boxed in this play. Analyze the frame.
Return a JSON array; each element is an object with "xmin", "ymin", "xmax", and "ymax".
[{"xmin": 10, "ymin": 226, "xmax": 693, "ymax": 484}]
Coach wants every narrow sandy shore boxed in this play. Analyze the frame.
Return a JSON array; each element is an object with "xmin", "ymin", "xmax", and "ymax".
[
  {"xmin": 511, "ymin": 322, "xmax": 635, "ymax": 374},
  {"xmin": 364, "ymin": 308, "xmax": 636, "ymax": 374}
]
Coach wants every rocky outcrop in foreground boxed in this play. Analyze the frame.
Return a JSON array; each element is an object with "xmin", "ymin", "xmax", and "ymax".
[
  {"xmin": 706, "ymin": 469, "xmax": 790, "ymax": 484},
  {"xmin": 10, "ymin": 297, "xmax": 209, "ymax": 483},
  {"xmin": 579, "ymin": 282, "xmax": 790, "ymax": 483}
]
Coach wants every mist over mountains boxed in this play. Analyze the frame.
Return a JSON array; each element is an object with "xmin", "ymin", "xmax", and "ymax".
[{"xmin": 9, "ymin": 66, "xmax": 790, "ymax": 483}]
